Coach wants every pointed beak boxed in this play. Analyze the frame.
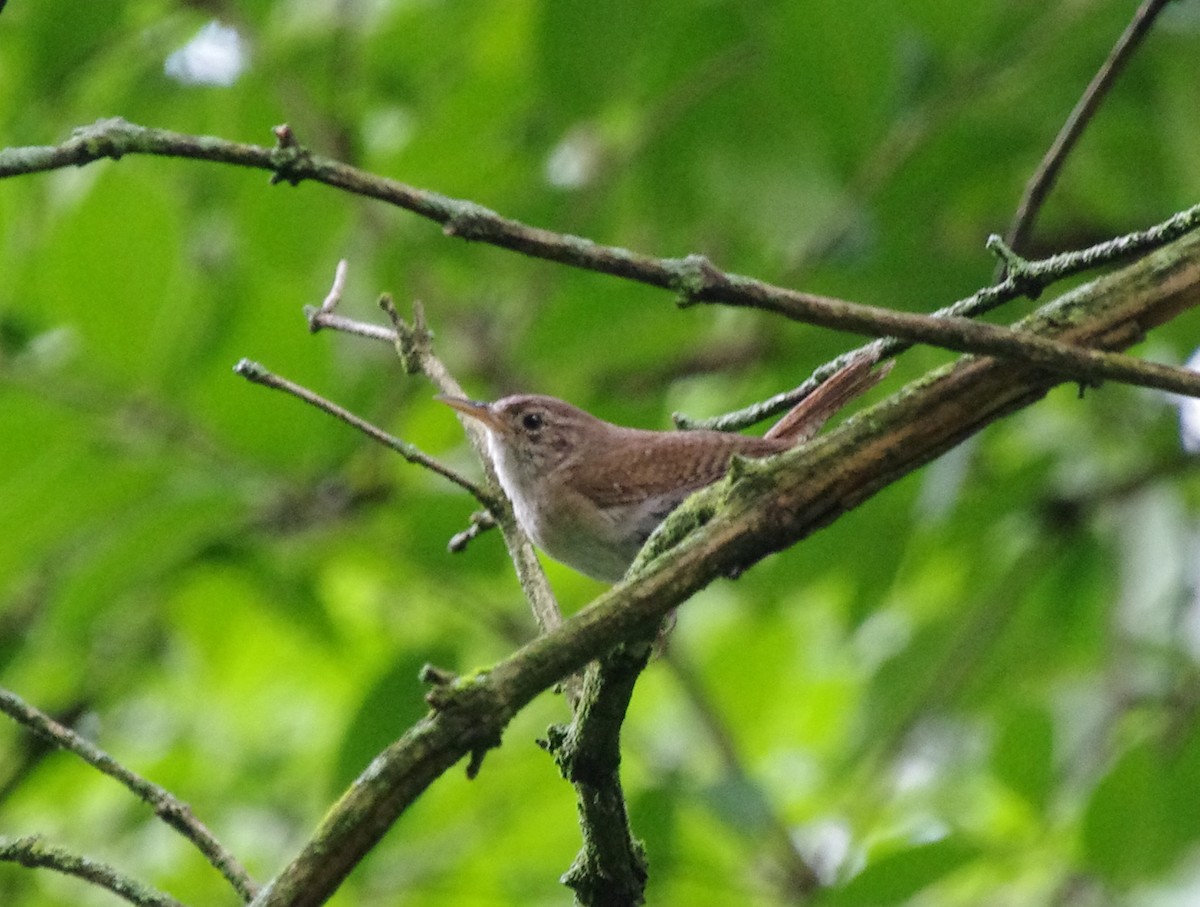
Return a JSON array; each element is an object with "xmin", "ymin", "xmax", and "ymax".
[{"xmin": 436, "ymin": 395, "xmax": 506, "ymax": 434}]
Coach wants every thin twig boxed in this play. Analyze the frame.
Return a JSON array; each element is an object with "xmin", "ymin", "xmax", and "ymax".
[
  {"xmin": 447, "ymin": 510, "xmax": 498, "ymax": 553},
  {"xmin": 1001, "ymin": 0, "xmax": 1174, "ymax": 266},
  {"xmin": 231, "ymin": 359, "xmax": 498, "ymax": 510},
  {"xmin": 301, "ymin": 265, "xmax": 503, "ymax": 548},
  {"xmin": 276, "ymin": 264, "xmax": 568, "ymax": 639},
  {"xmin": 672, "ymin": 235, "xmax": 1200, "ymax": 419},
  {"xmin": 307, "ymin": 309, "xmax": 396, "ymax": 342},
  {"xmin": 317, "ymin": 258, "xmax": 348, "ymax": 314},
  {"xmin": 0, "ymin": 836, "xmax": 186, "ymax": 907},
  {"xmin": 290, "ymin": 265, "xmax": 567, "ymax": 639},
  {"xmin": 304, "ymin": 259, "xmax": 397, "ymax": 342},
  {"xmin": 0, "ymin": 689, "xmax": 257, "ymax": 902},
  {"xmin": 374, "ymin": 294, "xmax": 569, "ymax": 641}
]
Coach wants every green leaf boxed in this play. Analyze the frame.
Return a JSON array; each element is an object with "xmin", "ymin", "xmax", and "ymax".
[
  {"xmin": 1082, "ymin": 741, "xmax": 1175, "ymax": 885},
  {"xmin": 992, "ymin": 704, "xmax": 1055, "ymax": 814},
  {"xmin": 824, "ymin": 837, "xmax": 979, "ymax": 906}
]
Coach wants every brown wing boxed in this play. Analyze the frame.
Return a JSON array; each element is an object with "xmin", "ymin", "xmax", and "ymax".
[{"xmin": 569, "ymin": 429, "xmax": 784, "ymax": 508}]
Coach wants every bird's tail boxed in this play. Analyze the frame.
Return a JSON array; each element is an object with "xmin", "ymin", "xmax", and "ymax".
[{"xmin": 764, "ymin": 347, "xmax": 893, "ymax": 445}]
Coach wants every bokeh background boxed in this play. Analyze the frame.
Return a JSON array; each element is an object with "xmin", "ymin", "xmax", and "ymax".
[{"xmin": 4, "ymin": 1, "xmax": 1200, "ymax": 905}]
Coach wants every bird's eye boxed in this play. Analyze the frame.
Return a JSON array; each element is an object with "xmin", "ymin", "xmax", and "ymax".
[{"xmin": 521, "ymin": 412, "xmax": 544, "ymax": 432}]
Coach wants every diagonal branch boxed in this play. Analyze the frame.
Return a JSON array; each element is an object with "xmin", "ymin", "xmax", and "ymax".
[
  {"xmin": 372, "ymin": 290, "xmax": 565, "ymax": 639},
  {"xmin": 678, "ymin": 217, "xmax": 1200, "ymax": 431},
  {"xmin": 244, "ymin": 261, "xmax": 567, "ymax": 639},
  {"xmin": 247, "ymin": 193, "xmax": 1200, "ymax": 907},
  {"xmin": 0, "ymin": 835, "xmax": 186, "ymax": 907},
  {"xmin": 1001, "ymin": 0, "xmax": 1176, "ymax": 262},
  {"xmin": 232, "ymin": 358, "xmax": 498, "ymax": 510},
  {"xmin": 0, "ymin": 688, "xmax": 257, "ymax": 902},
  {"xmin": 677, "ymin": 247, "xmax": 1200, "ymax": 399}
]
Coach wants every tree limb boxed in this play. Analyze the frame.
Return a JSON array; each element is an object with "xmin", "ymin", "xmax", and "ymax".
[
  {"xmin": 677, "ymin": 244, "xmax": 1200, "ymax": 399},
  {"xmin": 542, "ymin": 640, "xmax": 656, "ymax": 907},
  {"xmin": 3, "ymin": 120, "xmax": 1200, "ymax": 406},
  {"xmin": 0, "ymin": 688, "xmax": 258, "ymax": 902},
  {"xmin": 0, "ymin": 836, "xmax": 186, "ymax": 907},
  {"xmin": 233, "ymin": 359, "xmax": 497, "ymax": 509}
]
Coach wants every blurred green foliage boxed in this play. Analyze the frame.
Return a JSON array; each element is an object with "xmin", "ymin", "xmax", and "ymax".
[{"xmin": 3, "ymin": 1, "xmax": 1200, "ymax": 905}]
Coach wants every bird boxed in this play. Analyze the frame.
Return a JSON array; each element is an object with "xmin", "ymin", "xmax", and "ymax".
[{"xmin": 440, "ymin": 351, "xmax": 890, "ymax": 581}]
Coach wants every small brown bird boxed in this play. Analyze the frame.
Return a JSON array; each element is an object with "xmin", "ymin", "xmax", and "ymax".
[{"xmin": 441, "ymin": 352, "xmax": 890, "ymax": 582}]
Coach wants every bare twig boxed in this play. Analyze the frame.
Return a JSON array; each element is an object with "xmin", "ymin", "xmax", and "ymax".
[
  {"xmin": 298, "ymin": 268, "xmax": 504, "ymax": 549},
  {"xmin": 374, "ymin": 295, "xmax": 568, "ymax": 639},
  {"xmin": 285, "ymin": 265, "xmax": 567, "ymax": 638},
  {"xmin": 232, "ymin": 358, "xmax": 498, "ymax": 510},
  {"xmin": 0, "ymin": 115, "xmax": 1161, "ymax": 295},
  {"xmin": 317, "ymin": 258, "xmax": 348, "ymax": 314},
  {"xmin": 0, "ymin": 689, "xmax": 257, "ymax": 902},
  {"xmin": 306, "ymin": 308, "xmax": 396, "ymax": 342},
  {"xmin": 304, "ymin": 259, "xmax": 397, "ymax": 342},
  {"xmin": 684, "ymin": 210, "xmax": 1200, "ymax": 431},
  {"xmin": 0, "ymin": 836, "xmax": 186, "ymax": 907},
  {"xmin": 447, "ymin": 510, "xmax": 498, "ymax": 553},
  {"xmin": 674, "ymin": 240, "xmax": 1200, "ymax": 406},
  {"xmin": 1001, "ymin": 0, "xmax": 1175, "ymax": 266}
]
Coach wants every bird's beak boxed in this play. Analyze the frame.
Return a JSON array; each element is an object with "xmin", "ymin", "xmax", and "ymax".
[{"xmin": 436, "ymin": 395, "xmax": 506, "ymax": 434}]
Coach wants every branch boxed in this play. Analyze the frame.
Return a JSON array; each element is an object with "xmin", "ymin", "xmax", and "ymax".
[
  {"xmin": 304, "ymin": 259, "xmax": 397, "ymax": 343},
  {"xmin": 542, "ymin": 640, "xmax": 656, "ymax": 907},
  {"xmin": 0, "ymin": 116, "xmax": 1164, "ymax": 289},
  {"xmin": 378, "ymin": 295, "xmax": 569, "ymax": 636},
  {"xmin": 678, "ymin": 215, "xmax": 1199, "ymax": 430},
  {"xmin": 0, "ymin": 836, "xmax": 185, "ymax": 907},
  {"xmin": 1001, "ymin": 0, "xmax": 1175, "ymax": 261},
  {"xmin": 247, "ymin": 203, "xmax": 1200, "ymax": 907},
  {"xmin": 675, "ymin": 241, "xmax": 1200, "ymax": 401},
  {"xmin": 231, "ymin": 358, "xmax": 497, "ymax": 509},
  {"xmin": 0, "ymin": 688, "xmax": 258, "ymax": 902},
  {"xmin": 447, "ymin": 509, "xmax": 498, "ymax": 553},
  {"xmin": 4, "ymin": 119, "xmax": 1200, "ymax": 406},
  {"xmin": 292, "ymin": 264, "xmax": 565, "ymax": 638}
]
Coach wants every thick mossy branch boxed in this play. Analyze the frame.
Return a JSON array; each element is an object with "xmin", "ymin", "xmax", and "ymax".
[{"xmin": 542, "ymin": 640, "xmax": 656, "ymax": 907}]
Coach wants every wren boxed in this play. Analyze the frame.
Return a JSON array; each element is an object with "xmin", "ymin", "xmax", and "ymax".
[{"xmin": 441, "ymin": 352, "xmax": 890, "ymax": 582}]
